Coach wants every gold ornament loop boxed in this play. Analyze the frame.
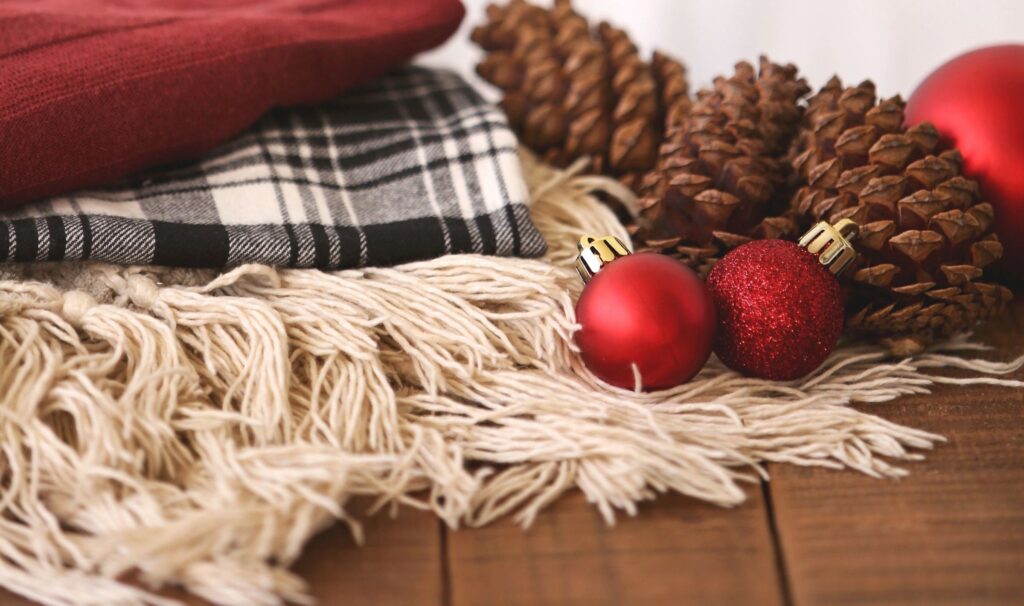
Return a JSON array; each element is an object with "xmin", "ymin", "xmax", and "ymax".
[
  {"xmin": 798, "ymin": 218, "xmax": 860, "ymax": 276},
  {"xmin": 576, "ymin": 235, "xmax": 631, "ymax": 283}
]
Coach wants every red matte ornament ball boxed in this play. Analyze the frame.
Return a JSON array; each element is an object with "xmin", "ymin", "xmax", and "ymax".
[
  {"xmin": 575, "ymin": 254, "xmax": 717, "ymax": 390},
  {"xmin": 905, "ymin": 44, "xmax": 1024, "ymax": 276},
  {"xmin": 706, "ymin": 240, "xmax": 844, "ymax": 381}
]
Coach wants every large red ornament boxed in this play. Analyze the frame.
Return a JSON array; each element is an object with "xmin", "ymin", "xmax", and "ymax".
[
  {"xmin": 906, "ymin": 44, "xmax": 1024, "ymax": 276},
  {"xmin": 574, "ymin": 236, "xmax": 716, "ymax": 390},
  {"xmin": 706, "ymin": 221, "xmax": 857, "ymax": 381}
]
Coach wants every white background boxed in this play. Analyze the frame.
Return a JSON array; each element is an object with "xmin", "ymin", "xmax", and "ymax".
[{"xmin": 422, "ymin": 0, "xmax": 1024, "ymax": 99}]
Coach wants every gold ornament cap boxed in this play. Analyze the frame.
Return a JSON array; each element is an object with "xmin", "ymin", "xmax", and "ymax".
[
  {"xmin": 576, "ymin": 235, "xmax": 631, "ymax": 283},
  {"xmin": 798, "ymin": 219, "xmax": 860, "ymax": 276}
]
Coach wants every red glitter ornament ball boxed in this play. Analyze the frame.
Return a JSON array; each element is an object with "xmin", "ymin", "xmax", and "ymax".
[
  {"xmin": 706, "ymin": 240, "xmax": 844, "ymax": 381},
  {"xmin": 575, "ymin": 253, "xmax": 716, "ymax": 390},
  {"xmin": 906, "ymin": 45, "xmax": 1024, "ymax": 276}
]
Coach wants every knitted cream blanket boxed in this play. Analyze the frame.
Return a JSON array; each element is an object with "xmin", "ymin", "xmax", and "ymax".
[{"xmin": 0, "ymin": 152, "xmax": 1020, "ymax": 605}]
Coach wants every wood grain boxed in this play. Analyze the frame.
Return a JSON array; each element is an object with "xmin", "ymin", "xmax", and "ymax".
[
  {"xmin": 446, "ymin": 488, "xmax": 784, "ymax": 606},
  {"xmin": 768, "ymin": 301, "xmax": 1024, "ymax": 606},
  {"xmin": 293, "ymin": 501, "xmax": 443, "ymax": 606}
]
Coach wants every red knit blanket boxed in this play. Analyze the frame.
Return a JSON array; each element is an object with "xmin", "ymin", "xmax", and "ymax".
[{"xmin": 0, "ymin": 0, "xmax": 464, "ymax": 208}]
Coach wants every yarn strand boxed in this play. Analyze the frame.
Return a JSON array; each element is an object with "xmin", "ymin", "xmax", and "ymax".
[{"xmin": 0, "ymin": 150, "xmax": 1019, "ymax": 605}]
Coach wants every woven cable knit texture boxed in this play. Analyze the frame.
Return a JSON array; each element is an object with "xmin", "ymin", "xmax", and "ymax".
[
  {"xmin": 0, "ymin": 67, "xmax": 546, "ymax": 268},
  {"xmin": 0, "ymin": 0, "xmax": 465, "ymax": 208}
]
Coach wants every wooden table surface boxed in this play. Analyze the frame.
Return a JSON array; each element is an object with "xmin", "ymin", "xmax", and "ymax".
[{"xmin": 3, "ymin": 301, "xmax": 1022, "ymax": 606}]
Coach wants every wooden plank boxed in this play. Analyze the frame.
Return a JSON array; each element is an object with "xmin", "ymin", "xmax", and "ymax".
[
  {"xmin": 447, "ymin": 487, "xmax": 784, "ymax": 606},
  {"xmin": 0, "ymin": 500, "xmax": 443, "ymax": 606},
  {"xmin": 293, "ymin": 502, "xmax": 444, "ymax": 606},
  {"xmin": 768, "ymin": 302, "xmax": 1024, "ymax": 606}
]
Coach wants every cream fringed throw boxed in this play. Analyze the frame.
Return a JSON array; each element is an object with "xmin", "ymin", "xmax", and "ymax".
[{"xmin": 1, "ymin": 152, "xmax": 1022, "ymax": 606}]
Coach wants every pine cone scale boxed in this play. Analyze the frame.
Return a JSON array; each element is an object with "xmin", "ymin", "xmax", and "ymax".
[
  {"xmin": 632, "ymin": 56, "xmax": 809, "ymax": 272},
  {"xmin": 477, "ymin": 2, "xmax": 1011, "ymax": 350},
  {"xmin": 788, "ymin": 76, "xmax": 1011, "ymax": 348},
  {"xmin": 472, "ymin": 0, "xmax": 687, "ymax": 175}
]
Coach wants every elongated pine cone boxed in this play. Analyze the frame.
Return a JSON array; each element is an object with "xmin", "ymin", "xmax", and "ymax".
[
  {"xmin": 472, "ymin": 0, "xmax": 690, "ymax": 189},
  {"xmin": 788, "ymin": 77, "xmax": 1013, "ymax": 354},
  {"xmin": 630, "ymin": 57, "xmax": 811, "ymax": 274}
]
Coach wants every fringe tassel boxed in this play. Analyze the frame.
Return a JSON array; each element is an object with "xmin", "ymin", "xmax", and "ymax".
[{"xmin": 0, "ymin": 151, "xmax": 1020, "ymax": 605}]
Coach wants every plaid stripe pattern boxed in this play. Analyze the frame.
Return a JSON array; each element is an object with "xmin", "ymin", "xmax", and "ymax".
[{"xmin": 0, "ymin": 68, "xmax": 545, "ymax": 268}]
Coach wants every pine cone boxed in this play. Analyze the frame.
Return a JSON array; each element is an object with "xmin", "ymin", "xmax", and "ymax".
[
  {"xmin": 472, "ymin": 0, "xmax": 690, "ymax": 181},
  {"xmin": 630, "ymin": 57, "xmax": 810, "ymax": 274},
  {"xmin": 788, "ymin": 77, "xmax": 1012, "ymax": 354}
]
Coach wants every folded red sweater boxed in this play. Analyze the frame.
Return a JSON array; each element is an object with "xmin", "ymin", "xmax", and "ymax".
[{"xmin": 0, "ymin": 0, "xmax": 464, "ymax": 208}]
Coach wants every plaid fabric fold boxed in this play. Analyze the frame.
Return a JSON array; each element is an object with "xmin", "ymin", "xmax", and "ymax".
[{"xmin": 0, "ymin": 67, "xmax": 545, "ymax": 268}]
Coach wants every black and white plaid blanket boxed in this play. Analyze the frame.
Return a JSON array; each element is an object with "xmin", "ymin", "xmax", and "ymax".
[{"xmin": 0, "ymin": 68, "xmax": 545, "ymax": 268}]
